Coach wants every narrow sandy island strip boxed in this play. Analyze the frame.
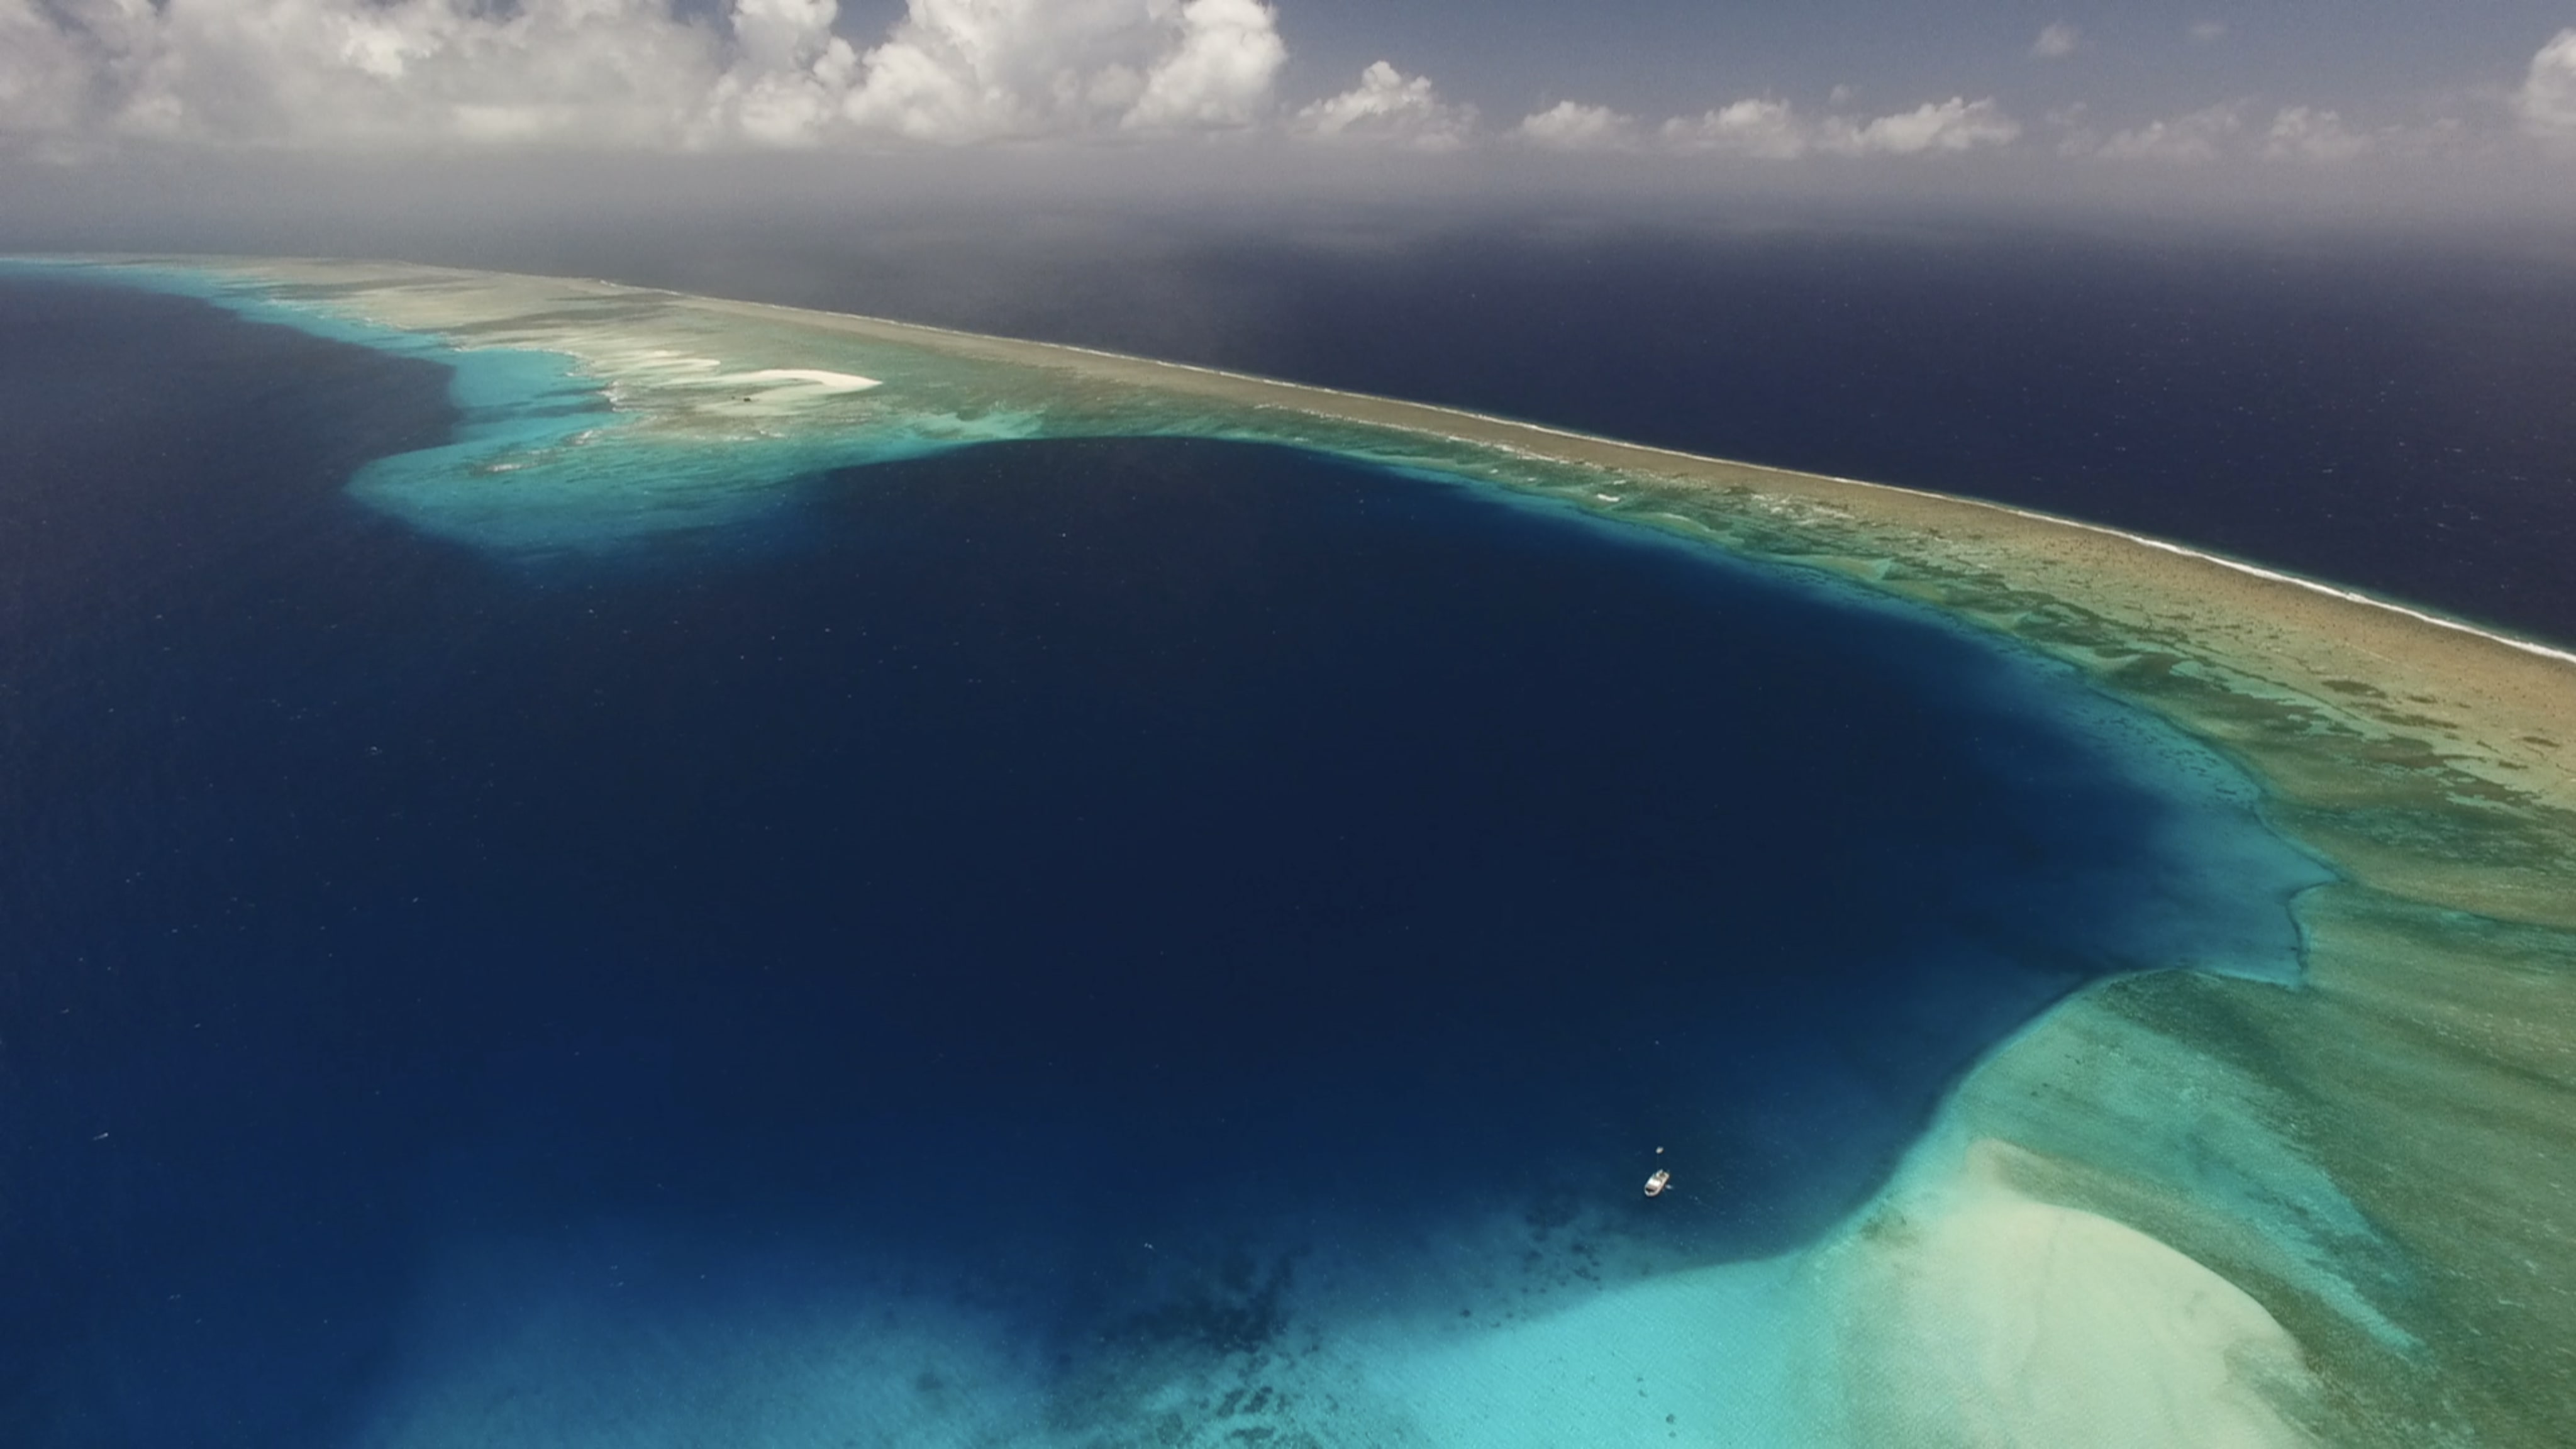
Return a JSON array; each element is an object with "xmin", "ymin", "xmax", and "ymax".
[{"xmin": 724, "ymin": 367, "xmax": 879, "ymax": 392}]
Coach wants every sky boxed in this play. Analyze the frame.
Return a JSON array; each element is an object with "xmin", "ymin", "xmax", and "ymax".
[{"xmin": 3, "ymin": 0, "xmax": 2572, "ymax": 175}]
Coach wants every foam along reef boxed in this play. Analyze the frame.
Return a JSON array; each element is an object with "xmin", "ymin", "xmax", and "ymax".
[{"xmin": 40, "ymin": 257, "xmax": 2576, "ymax": 1446}]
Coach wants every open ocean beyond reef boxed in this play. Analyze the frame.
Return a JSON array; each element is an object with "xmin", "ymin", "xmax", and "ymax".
[{"xmin": 1, "ymin": 266, "xmax": 2331, "ymax": 1445}]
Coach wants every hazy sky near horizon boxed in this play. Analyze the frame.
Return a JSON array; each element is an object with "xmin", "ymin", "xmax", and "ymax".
[{"xmin": 3, "ymin": 0, "xmax": 2573, "ymax": 179}]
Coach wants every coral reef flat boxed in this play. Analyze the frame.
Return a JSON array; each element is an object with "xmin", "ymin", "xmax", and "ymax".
[{"xmin": 16, "ymin": 255, "xmax": 2576, "ymax": 1446}]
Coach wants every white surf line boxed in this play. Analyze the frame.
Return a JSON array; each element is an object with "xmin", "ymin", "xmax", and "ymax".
[{"xmin": 1977, "ymin": 510, "xmax": 2576, "ymax": 670}]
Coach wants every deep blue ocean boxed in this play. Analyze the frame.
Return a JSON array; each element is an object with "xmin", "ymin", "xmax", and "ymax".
[{"xmin": 2, "ymin": 267, "xmax": 2323, "ymax": 1445}]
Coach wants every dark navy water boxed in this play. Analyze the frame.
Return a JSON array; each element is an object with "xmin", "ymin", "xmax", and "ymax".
[{"xmin": 0, "ymin": 274, "xmax": 2314, "ymax": 1445}]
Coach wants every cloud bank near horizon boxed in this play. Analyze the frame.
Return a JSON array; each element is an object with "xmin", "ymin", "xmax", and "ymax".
[
  {"xmin": 2, "ymin": 0, "xmax": 2571, "ymax": 176},
  {"xmin": 0, "ymin": 0, "xmax": 1294, "ymax": 150}
]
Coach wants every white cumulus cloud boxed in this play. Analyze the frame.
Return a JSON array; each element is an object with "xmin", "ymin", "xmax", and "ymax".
[
  {"xmin": 2092, "ymin": 103, "xmax": 2244, "ymax": 163},
  {"xmin": 2518, "ymin": 28, "xmax": 2576, "ymax": 146},
  {"xmin": 2031, "ymin": 23, "xmax": 2080, "ymax": 60},
  {"xmin": 1660, "ymin": 99, "xmax": 1809, "ymax": 159},
  {"xmin": 1515, "ymin": 100, "xmax": 1636, "ymax": 151},
  {"xmin": 1292, "ymin": 60, "xmax": 1475, "ymax": 151},
  {"xmin": 843, "ymin": 0, "xmax": 1284, "ymax": 142},
  {"xmin": 0, "ymin": 0, "xmax": 101, "ymax": 139},
  {"xmin": 0, "ymin": 0, "xmax": 1289, "ymax": 150},
  {"xmin": 1660, "ymin": 95, "xmax": 2018, "ymax": 160},
  {"xmin": 1123, "ymin": 0, "xmax": 1286, "ymax": 132},
  {"xmin": 2079, "ymin": 102, "xmax": 2475, "ymax": 165},
  {"xmin": 1819, "ymin": 96, "xmax": 2020, "ymax": 155},
  {"xmin": 2262, "ymin": 106, "xmax": 2372, "ymax": 162}
]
